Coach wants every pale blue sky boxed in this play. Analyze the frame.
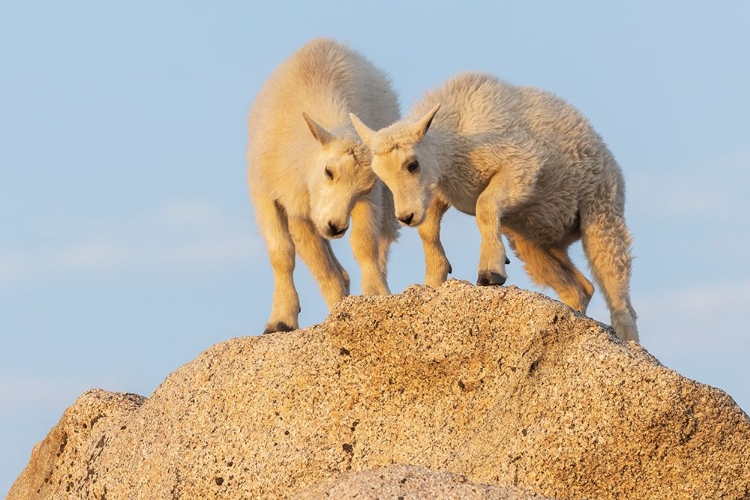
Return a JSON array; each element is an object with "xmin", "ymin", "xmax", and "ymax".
[{"xmin": 2, "ymin": 1, "xmax": 749, "ymax": 493}]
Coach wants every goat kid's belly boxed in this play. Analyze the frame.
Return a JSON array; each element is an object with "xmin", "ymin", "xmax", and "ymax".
[
  {"xmin": 437, "ymin": 183, "xmax": 483, "ymax": 216},
  {"xmin": 501, "ymin": 205, "xmax": 581, "ymax": 246},
  {"xmin": 450, "ymin": 197, "xmax": 478, "ymax": 216},
  {"xmin": 438, "ymin": 181, "xmax": 580, "ymax": 244}
]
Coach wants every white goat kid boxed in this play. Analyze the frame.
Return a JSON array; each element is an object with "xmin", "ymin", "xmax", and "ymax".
[
  {"xmin": 351, "ymin": 72, "xmax": 639, "ymax": 342},
  {"xmin": 247, "ymin": 38, "xmax": 400, "ymax": 334}
]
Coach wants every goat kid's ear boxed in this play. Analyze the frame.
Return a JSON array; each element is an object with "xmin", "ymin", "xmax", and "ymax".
[
  {"xmin": 412, "ymin": 103, "xmax": 441, "ymax": 140},
  {"xmin": 303, "ymin": 112, "xmax": 334, "ymax": 146},
  {"xmin": 349, "ymin": 113, "xmax": 375, "ymax": 144}
]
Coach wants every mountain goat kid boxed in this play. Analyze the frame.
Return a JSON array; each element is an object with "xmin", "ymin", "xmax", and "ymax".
[
  {"xmin": 350, "ymin": 72, "xmax": 638, "ymax": 342},
  {"xmin": 247, "ymin": 38, "xmax": 400, "ymax": 334}
]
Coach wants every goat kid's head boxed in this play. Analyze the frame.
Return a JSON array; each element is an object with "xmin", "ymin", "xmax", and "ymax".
[
  {"xmin": 349, "ymin": 104, "xmax": 440, "ymax": 228},
  {"xmin": 303, "ymin": 112, "xmax": 377, "ymax": 239}
]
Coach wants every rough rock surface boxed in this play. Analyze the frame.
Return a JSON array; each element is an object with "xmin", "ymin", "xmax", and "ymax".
[
  {"xmin": 8, "ymin": 280, "xmax": 750, "ymax": 499},
  {"xmin": 293, "ymin": 464, "xmax": 553, "ymax": 499}
]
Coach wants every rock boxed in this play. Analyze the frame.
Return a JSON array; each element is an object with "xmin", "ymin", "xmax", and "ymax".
[
  {"xmin": 293, "ymin": 464, "xmax": 553, "ymax": 499},
  {"xmin": 8, "ymin": 280, "xmax": 750, "ymax": 499}
]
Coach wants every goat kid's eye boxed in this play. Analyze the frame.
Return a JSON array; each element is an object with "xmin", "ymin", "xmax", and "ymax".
[
  {"xmin": 407, "ymin": 160, "xmax": 419, "ymax": 173},
  {"xmin": 325, "ymin": 167, "xmax": 334, "ymax": 180}
]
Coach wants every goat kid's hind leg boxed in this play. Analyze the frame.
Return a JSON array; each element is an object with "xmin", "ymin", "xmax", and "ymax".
[
  {"xmin": 350, "ymin": 193, "xmax": 389, "ymax": 295},
  {"xmin": 417, "ymin": 196, "xmax": 452, "ymax": 288},
  {"xmin": 511, "ymin": 233, "xmax": 594, "ymax": 312},
  {"xmin": 253, "ymin": 193, "xmax": 299, "ymax": 334},
  {"xmin": 288, "ymin": 217, "xmax": 349, "ymax": 308},
  {"xmin": 548, "ymin": 247, "xmax": 595, "ymax": 312},
  {"xmin": 581, "ymin": 207, "xmax": 639, "ymax": 343}
]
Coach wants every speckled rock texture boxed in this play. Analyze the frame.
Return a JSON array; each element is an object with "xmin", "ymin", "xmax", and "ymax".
[
  {"xmin": 8, "ymin": 280, "xmax": 750, "ymax": 499},
  {"xmin": 293, "ymin": 464, "xmax": 553, "ymax": 499}
]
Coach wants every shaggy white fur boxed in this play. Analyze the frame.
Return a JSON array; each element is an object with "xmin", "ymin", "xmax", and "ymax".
[
  {"xmin": 351, "ymin": 72, "xmax": 638, "ymax": 342},
  {"xmin": 247, "ymin": 38, "xmax": 400, "ymax": 334}
]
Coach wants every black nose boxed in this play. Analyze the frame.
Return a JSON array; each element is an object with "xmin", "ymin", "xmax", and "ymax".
[
  {"xmin": 328, "ymin": 221, "xmax": 347, "ymax": 236},
  {"xmin": 398, "ymin": 213, "xmax": 414, "ymax": 226}
]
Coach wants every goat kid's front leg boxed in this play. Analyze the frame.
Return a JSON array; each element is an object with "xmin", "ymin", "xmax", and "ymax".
[
  {"xmin": 475, "ymin": 175, "xmax": 510, "ymax": 286},
  {"xmin": 350, "ymin": 193, "xmax": 390, "ymax": 295},
  {"xmin": 417, "ymin": 196, "xmax": 452, "ymax": 288},
  {"xmin": 252, "ymin": 192, "xmax": 300, "ymax": 334},
  {"xmin": 288, "ymin": 217, "xmax": 349, "ymax": 308}
]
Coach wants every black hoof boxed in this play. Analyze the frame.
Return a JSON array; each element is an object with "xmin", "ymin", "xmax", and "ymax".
[
  {"xmin": 263, "ymin": 322, "xmax": 294, "ymax": 334},
  {"xmin": 448, "ymin": 262, "xmax": 453, "ymax": 274},
  {"xmin": 477, "ymin": 271, "xmax": 506, "ymax": 286},
  {"xmin": 505, "ymin": 257, "xmax": 511, "ymax": 265}
]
